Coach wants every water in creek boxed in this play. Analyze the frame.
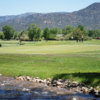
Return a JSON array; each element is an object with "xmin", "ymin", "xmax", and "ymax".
[
  {"xmin": 0, "ymin": 89, "xmax": 99, "ymax": 100},
  {"xmin": 0, "ymin": 76, "xmax": 100, "ymax": 100}
]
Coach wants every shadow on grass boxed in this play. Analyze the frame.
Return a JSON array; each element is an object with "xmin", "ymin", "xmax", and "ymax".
[{"xmin": 52, "ymin": 73, "xmax": 100, "ymax": 86}]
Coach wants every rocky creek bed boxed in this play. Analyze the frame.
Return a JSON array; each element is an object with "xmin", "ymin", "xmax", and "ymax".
[{"xmin": 0, "ymin": 75, "xmax": 100, "ymax": 100}]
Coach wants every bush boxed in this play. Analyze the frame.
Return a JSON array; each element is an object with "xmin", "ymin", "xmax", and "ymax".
[
  {"xmin": 21, "ymin": 35, "xmax": 29, "ymax": 41},
  {"xmin": 56, "ymin": 36, "xmax": 65, "ymax": 41},
  {"xmin": 84, "ymin": 36, "xmax": 92, "ymax": 40},
  {"xmin": 64, "ymin": 33, "xmax": 73, "ymax": 40}
]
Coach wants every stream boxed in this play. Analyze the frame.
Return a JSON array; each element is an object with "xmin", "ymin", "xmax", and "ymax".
[{"xmin": 0, "ymin": 76, "xmax": 100, "ymax": 100}]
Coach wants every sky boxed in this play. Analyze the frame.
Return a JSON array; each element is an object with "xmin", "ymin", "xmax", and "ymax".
[{"xmin": 0, "ymin": 0, "xmax": 100, "ymax": 16}]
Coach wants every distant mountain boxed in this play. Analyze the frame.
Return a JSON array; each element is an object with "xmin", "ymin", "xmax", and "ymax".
[{"xmin": 0, "ymin": 2, "xmax": 100, "ymax": 31}]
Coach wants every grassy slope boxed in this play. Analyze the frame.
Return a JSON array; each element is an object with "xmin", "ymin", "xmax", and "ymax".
[{"xmin": 0, "ymin": 40, "xmax": 100, "ymax": 86}]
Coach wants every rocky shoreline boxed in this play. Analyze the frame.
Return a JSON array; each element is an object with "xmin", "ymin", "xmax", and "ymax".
[
  {"xmin": 0, "ymin": 74, "xmax": 100, "ymax": 100},
  {"xmin": 16, "ymin": 76, "xmax": 100, "ymax": 97}
]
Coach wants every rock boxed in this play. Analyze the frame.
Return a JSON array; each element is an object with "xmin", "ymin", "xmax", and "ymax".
[
  {"xmin": 70, "ymin": 81, "xmax": 79, "ymax": 87},
  {"xmin": 26, "ymin": 76, "xmax": 32, "ymax": 81},
  {"xmin": 42, "ymin": 91, "xmax": 48, "ymax": 95},
  {"xmin": 89, "ymin": 87, "xmax": 94, "ymax": 94},
  {"xmin": 73, "ymin": 86, "xmax": 81, "ymax": 93},
  {"xmin": 46, "ymin": 78, "xmax": 52, "ymax": 82},
  {"xmin": 33, "ymin": 77, "xmax": 43, "ymax": 83},
  {"xmin": 1, "ymin": 83, "xmax": 5, "ymax": 86},
  {"xmin": 16, "ymin": 76, "xmax": 27, "ymax": 81},
  {"xmin": 51, "ymin": 80, "xmax": 64, "ymax": 87},
  {"xmin": 46, "ymin": 81, "xmax": 51, "ymax": 86},
  {"xmin": 35, "ymin": 79, "xmax": 40, "ymax": 83},
  {"xmin": 16, "ymin": 76, "xmax": 23, "ymax": 80},
  {"xmin": 82, "ymin": 87, "xmax": 89, "ymax": 94},
  {"xmin": 72, "ymin": 97, "xmax": 77, "ymax": 100},
  {"xmin": 38, "ymin": 79, "xmax": 44, "ymax": 83},
  {"xmin": 42, "ymin": 79, "xmax": 47, "ymax": 84},
  {"xmin": 35, "ymin": 77, "xmax": 39, "ymax": 79},
  {"xmin": 58, "ymin": 79, "xmax": 64, "ymax": 82},
  {"xmin": 22, "ymin": 88, "xmax": 30, "ymax": 92},
  {"xmin": 33, "ymin": 78, "xmax": 44, "ymax": 83},
  {"xmin": 33, "ymin": 91, "xmax": 41, "ymax": 96},
  {"xmin": 89, "ymin": 87, "xmax": 100, "ymax": 97},
  {"xmin": 52, "ymin": 80, "xmax": 57, "ymax": 86},
  {"xmin": 94, "ymin": 89, "xmax": 100, "ymax": 97},
  {"xmin": 56, "ymin": 81, "xmax": 63, "ymax": 86},
  {"xmin": 96, "ymin": 86, "xmax": 100, "ymax": 90},
  {"xmin": 16, "ymin": 76, "xmax": 33, "ymax": 81}
]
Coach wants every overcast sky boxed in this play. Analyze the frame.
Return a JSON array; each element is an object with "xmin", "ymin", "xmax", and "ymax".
[{"xmin": 0, "ymin": 0, "xmax": 100, "ymax": 16}]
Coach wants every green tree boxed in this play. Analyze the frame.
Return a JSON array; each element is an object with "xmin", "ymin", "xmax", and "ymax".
[
  {"xmin": 34, "ymin": 28, "xmax": 42, "ymax": 41},
  {"xmin": 50, "ymin": 28, "xmax": 58, "ymax": 35},
  {"xmin": 73, "ymin": 28, "xmax": 83, "ymax": 42},
  {"xmin": 88, "ymin": 30, "xmax": 95, "ymax": 38},
  {"xmin": 49, "ymin": 28, "xmax": 58, "ymax": 40},
  {"xmin": 28, "ymin": 24, "xmax": 37, "ymax": 41},
  {"xmin": 78, "ymin": 25, "xmax": 88, "ymax": 36},
  {"xmin": 2, "ymin": 25, "xmax": 14, "ymax": 40},
  {"xmin": 0, "ymin": 32, "xmax": 4, "ymax": 39},
  {"xmin": 78, "ymin": 25, "xmax": 84, "ymax": 31},
  {"xmin": 62, "ymin": 25, "xmax": 75, "ymax": 35},
  {"xmin": 88, "ymin": 29, "xmax": 100, "ymax": 38},
  {"xmin": 43, "ymin": 27, "xmax": 50, "ymax": 40},
  {"xmin": 28, "ymin": 24, "xmax": 42, "ymax": 41}
]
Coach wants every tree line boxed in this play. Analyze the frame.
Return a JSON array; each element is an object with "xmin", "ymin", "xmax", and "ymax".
[{"xmin": 0, "ymin": 24, "xmax": 100, "ymax": 42}]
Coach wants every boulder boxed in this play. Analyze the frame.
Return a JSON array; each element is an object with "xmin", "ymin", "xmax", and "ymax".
[
  {"xmin": 26, "ymin": 76, "xmax": 32, "ymax": 81},
  {"xmin": 16, "ymin": 76, "xmax": 24, "ymax": 81},
  {"xmin": 69, "ymin": 81, "xmax": 79, "ymax": 87},
  {"xmin": 46, "ymin": 78, "xmax": 52, "ymax": 82},
  {"xmin": 82, "ymin": 87, "xmax": 89, "ymax": 94},
  {"xmin": 22, "ymin": 88, "xmax": 30, "ymax": 92},
  {"xmin": 94, "ymin": 89, "xmax": 100, "ymax": 97},
  {"xmin": 56, "ymin": 81, "xmax": 63, "ymax": 86}
]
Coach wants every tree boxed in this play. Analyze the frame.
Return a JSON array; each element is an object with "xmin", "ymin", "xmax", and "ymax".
[
  {"xmin": 88, "ymin": 30, "xmax": 95, "ymax": 38},
  {"xmin": 78, "ymin": 25, "xmax": 88, "ymax": 36},
  {"xmin": 2, "ymin": 25, "xmax": 14, "ymax": 40},
  {"xmin": 50, "ymin": 28, "xmax": 58, "ymax": 35},
  {"xmin": 28, "ymin": 23, "xmax": 42, "ymax": 41},
  {"xmin": 18, "ymin": 30, "xmax": 29, "ymax": 41},
  {"xmin": 49, "ymin": 28, "xmax": 58, "ymax": 40},
  {"xmin": 18, "ymin": 31, "xmax": 24, "ymax": 45},
  {"xmin": 43, "ymin": 27, "xmax": 50, "ymax": 40},
  {"xmin": 0, "ymin": 32, "xmax": 4, "ymax": 39},
  {"xmin": 34, "ymin": 28, "xmax": 42, "ymax": 41},
  {"xmin": 78, "ymin": 25, "xmax": 84, "ymax": 31},
  {"xmin": 28, "ymin": 24, "xmax": 37, "ymax": 41},
  {"xmin": 62, "ymin": 25, "xmax": 75, "ymax": 35},
  {"xmin": 73, "ymin": 28, "xmax": 83, "ymax": 42}
]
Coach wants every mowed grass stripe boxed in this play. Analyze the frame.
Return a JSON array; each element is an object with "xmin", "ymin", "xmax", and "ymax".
[{"xmin": 0, "ymin": 44, "xmax": 100, "ymax": 54}]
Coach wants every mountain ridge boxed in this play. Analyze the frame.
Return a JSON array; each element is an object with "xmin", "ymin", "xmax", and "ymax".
[{"xmin": 0, "ymin": 2, "xmax": 100, "ymax": 31}]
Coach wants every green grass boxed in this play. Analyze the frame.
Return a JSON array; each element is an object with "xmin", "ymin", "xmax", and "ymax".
[
  {"xmin": 0, "ymin": 40, "xmax": 100, "ymax": 86},
  {"xmin": 0, "ymin": 40, "xmax": 100, "ymax": 54}
]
